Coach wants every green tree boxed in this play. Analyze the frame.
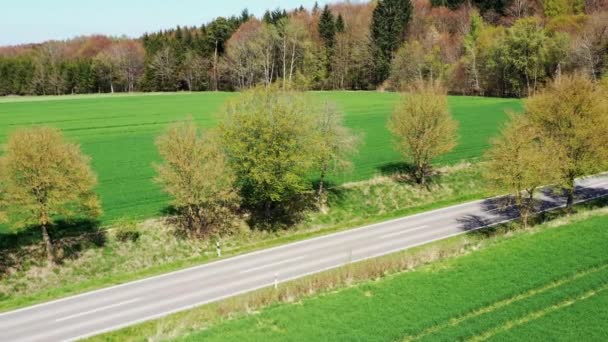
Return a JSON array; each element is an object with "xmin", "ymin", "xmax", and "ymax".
[
  {"xmin": 318, "ymin": 5, "xmax": 336, "ymax": 75},
  {"xmin": 335, "ymin": 14, "xmax": 345, "ymax": 33},
  {"xmin": 313, "ymin": 102, "xmax": 360, "ymax": 209},
  {"xmin": 526, "ymin": 74, "xmax": 608, "ymax": 210},
  {"xmin": 0, "ymin": 128, "xmax": 101, "ymax": 264},
  {"xmin": 155, "ymin": 120, "xmax": 239, "ymax": 236},
  {"xmin": 484, "ymin": 115, "xmax": 559, "ymax": 227},
  {"xmin": 388, "ymin": 83, "xmax": 459, "ymax": 185},
  {"xmin": 370, "ymin": 0, "xmax": 413, "ymax": 85},
  {"xmin": 219, "ymin": 86, "xmax": 318, "ymax": 225}
]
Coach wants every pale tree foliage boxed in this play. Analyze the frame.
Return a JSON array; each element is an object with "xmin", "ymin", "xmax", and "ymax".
[
  {"xmin": 155, "ymin": 120, "xmax": 239, "ymax": 236},
  {"xmin": 225, "ymin": 20, "xmax": 280, "ymax": 88},
  {"xmin": 526, "ymin": 74, "xmax": 608, "ymax": 210},
  {"xmin": 225, "ymin": 19, "xmax": 265, "ymax": 89},
  {"xmin": 0, "ymin": 128, "xmax": 101, "ymax": 264},
  {"xmin": 389, "ymin": 82, "xmax": 459, "ymax": 185},
  {"xmin": 150, "ymin": 47, "xmax": 178, "ymax": 90},
  {"xmin": 109, "ymin": 41, "xmax": 145, "ymax": 92},
  {"xmin": 572, "ymin": 12, "xmax": 608, "ymax": 80},
  {"xmin": 313, "ymin": 102, "xmax": 360, "ymax": 209},
  {"xmin": 181, "ymin": 51, "xmax": 209, "ymax": 91},
  {"xmin": 31, "ymin": 42, "xmax": 67, "ymax": 95},
  {"xmin": 484, "ymin": 115, "xmax": 559, "ymax": 227},
  {"xmin": 277, "ymin": 18, "xmax": 312, "ymax": 88}
]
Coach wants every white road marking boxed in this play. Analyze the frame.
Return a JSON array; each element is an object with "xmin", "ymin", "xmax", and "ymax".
[
  {"xmin": 55, "ymin": 298, "xmax": 141, "ymax": 322},
  {"xmin": 381, "ymin": 225, "xmax": 429, "ymax": 239},
  {"xmin": 240, "ymin": 256, "xmax": 306, "ymax": 274}
]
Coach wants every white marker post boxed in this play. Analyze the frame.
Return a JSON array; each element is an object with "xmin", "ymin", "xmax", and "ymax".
[
  {"xmin": 274, "ymin": 273, "xmax": 278, "ymax": 289},
  {"xmin": 216, "ymin": 240, "xmax": 221, "ymax": 257}
]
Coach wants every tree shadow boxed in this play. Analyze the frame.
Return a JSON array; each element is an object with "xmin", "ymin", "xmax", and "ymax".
[
  {"xmin": 0, "ymin": 218, "xmax": 104, "ymax": 274},
  {"xmin": 457, "ymin": 182, "xmax": 608, "ymax": 238},
  {"xmin": 376, "ymin": 162, "xmax": 442, "ymax": 187}
]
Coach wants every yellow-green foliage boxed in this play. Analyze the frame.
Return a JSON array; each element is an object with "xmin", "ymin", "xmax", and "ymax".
[
  {"xmin": 543, "ymin": 0, "xmax": 585, "ymax": 17},
  {"xmin": 526, "ymin": 75, "xmax": 608, "ymax": 203},
  {"xmin": 389, "ymin": 83, "xmax": 458, "ymax": 185},
  {"xmin": 0, "ymin": 127, "xmax": 100, "ymax": 262},
  {"xmin": 220, "ymin": 86, "xmax": 319, "ymax": 223},
  {"xmin": 155, "ymin": 120, "xmax": 239, "ymax": 236},
  {"xmin": 484, "ymin": 114, "xmax": 560, "ymax": 226}
]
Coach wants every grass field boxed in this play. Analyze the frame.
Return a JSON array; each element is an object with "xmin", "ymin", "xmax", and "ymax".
[
  {"xmin": 179, "ymin": 211, "xmax": 608, "ymax": 342},
  {"xmin": 0, "ymin": 92, "xmax": 522, "ymax": 225}
]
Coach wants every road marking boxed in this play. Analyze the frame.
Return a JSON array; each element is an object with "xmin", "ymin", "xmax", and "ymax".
[
  {"xmin": 55, "ymin": 298, "xmax": 141, "ymax": 322},
  {"xmin": 381, "ymin": 225, "xmax": 429, "ymax": 239},
  {"xmin": 240, "ymin": 256, "xmax": 306, "ymax": 274}
]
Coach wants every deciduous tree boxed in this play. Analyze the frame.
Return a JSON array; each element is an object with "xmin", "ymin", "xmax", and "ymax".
[
  {"xmin": 526, "ymin": 74, "xmax": 608, "ymax": 210},
  {"xmin": 155, "ymin": 120, "xmax": 239, "ymax": 236},
  {"xmin": 388, "ymin": 82, "xmax": 458, "ymax": 185},
  {"xmin": 313, "ymin": 102, "xmax": 360, "ymax": 209},
  {"xmin": 219, "ymin": 86, "xmax": 318, "ymax": 225},
  {"xmin": 484, "ymin": 115, "xmax": 559, "ymax": 227},
  {"xmin": 0, "ymin": 128, "xmax": 101, "ymax": 264}
]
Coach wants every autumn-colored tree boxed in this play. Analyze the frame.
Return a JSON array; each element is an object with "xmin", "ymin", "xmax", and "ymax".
[
  {"xmin": 0, "ymin": 128, "xmax": 101, "ymax": 264},
  {"xmin": 526, "ymin": 74, "xmax": 608, "ymax": 210},
  {"xmin": 484, "ymin": 115, "xmax": 559, "ymax": 227},
  {"xmin": 388, "ymin": 82, "xmax": 459, "ymax": 185},
  {"xmin": 313, "ymin": 102, "xmax": 360, "ymax": 208},
  {"xmin": 220, "ymin": 86, "xmax": 318, "ymax": 225},
  {"xmin": 155, "ymin": 120, "xmax": 239, "ymax": 236}
]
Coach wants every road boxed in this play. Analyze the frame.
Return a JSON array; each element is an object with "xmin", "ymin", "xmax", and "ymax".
[{"xmin": 1, "ymin": 174, "xmax": 607, "ymax": 342}]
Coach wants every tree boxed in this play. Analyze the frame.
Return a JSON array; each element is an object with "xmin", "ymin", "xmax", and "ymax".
[
  {"xmin": 370, "ymin": 0, "xmax": 413, "ymax": 84},
  {"xmin": 484, "ymin": 115, "xmax": 559, "ymax": 227},
  {"xmin": 155, "ymin": 120, "xmax": 239, "ymax": 236},
  {"xmin": 388, "ymin": 82, "xmax": 459, "ymax": 185},
  {"xmin": 180, "ymin": 51, "xmax": 209, "ymax": 91},
  {"xmin": 526, "ymin": 74, "xmax": 608, "ymax": 210},
  {"xmin": 318, "ymin": 5, "xmax": 336, "ymax": 75},
  {"xmin": 335, "ymin": 14, "xmax": 346, "ymax": 33},
  {"xmin": 149, "ymin": 47, "xmax": 178, "ymax": 91},
  {"xmin": 313, "ymin": 102, "xmax": 360, "ymax": 209},
  {"xmin": 0, "ymin": 128, "xmax": 101, "ymax": 264},
  {"xmin": 219, "ymin": 86, "xmax": 318, "ymax": 225}
]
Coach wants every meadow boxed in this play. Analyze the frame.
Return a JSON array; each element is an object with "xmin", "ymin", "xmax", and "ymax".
[
  {"xmin": 179, "ymin": 211, "xmax": 608, "ymax": 342},
  {"xmin": 0, "ymin": 92, "xmax": 522, "ymax": 225}
]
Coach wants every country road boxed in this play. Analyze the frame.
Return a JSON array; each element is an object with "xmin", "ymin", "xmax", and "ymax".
[{"xmin": 2, "ymin": 175, "xmax": 608, "ymax": 342}]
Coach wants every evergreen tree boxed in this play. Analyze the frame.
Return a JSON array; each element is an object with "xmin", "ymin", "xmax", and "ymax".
[
  {"xmin": 318, "ymin": 6, "xmax": 336, "ymax": 49},
  {"xmin": 370, "ymin": 0, "xmax": 413, "ymax": 85},
  {"xmin": 336, "ymin": 14, "xmax": 345, "ymax": 33}
]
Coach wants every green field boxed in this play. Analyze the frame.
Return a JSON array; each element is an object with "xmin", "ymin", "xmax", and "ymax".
[
  {"xmin": 0, "ymin": 92, "xmax": 522, "ymax": 224},
  {"xmin": 180, "ymin": 212, "xmax": 608, "ymax": 342}
]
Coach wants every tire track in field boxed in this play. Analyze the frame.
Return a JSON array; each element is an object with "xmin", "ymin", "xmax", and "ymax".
[
  {"xmin": 400, "ymin": 263, "xmax": 608, "ymax": 342},
  {"xmin": 469, "ymin": 282, "xmax": 608, "ymax": 341}
]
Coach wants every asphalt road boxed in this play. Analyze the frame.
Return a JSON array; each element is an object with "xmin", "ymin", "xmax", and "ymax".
[{"xmin": 2, "ymin": 175, "xmax": 607, "ymax": 342}]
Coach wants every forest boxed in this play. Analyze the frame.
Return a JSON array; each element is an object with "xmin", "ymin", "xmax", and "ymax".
[{"xmin": 0, "ymin": 0, "xmax": 606, "ymax": 97}]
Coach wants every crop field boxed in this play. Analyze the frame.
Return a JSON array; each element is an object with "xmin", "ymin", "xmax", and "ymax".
[
  {"xmin": 0, "ymin": 92, "xmax": 522, "ymax": 224},
  {"xmin": 180, "ymin": 213, "xmax": 608, "ymax": 342}
]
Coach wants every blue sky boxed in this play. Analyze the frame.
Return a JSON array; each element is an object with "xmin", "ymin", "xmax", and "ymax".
[{"xmin": 0, "ymin": 0, "xmax": 333, "ymax": 46}]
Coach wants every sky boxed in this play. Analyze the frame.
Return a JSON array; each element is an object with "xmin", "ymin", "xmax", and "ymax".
[{"xmin": 0, "ymin": 0, "xmax": 333, "ymax": 46}]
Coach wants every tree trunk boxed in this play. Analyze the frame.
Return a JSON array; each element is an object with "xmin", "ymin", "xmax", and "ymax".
[{"xmin": 41, "ymin": 224, "xmax": 55, "ymax": 265}]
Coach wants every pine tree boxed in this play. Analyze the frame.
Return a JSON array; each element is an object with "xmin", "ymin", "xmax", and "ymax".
[
  {"xmin": 318, "ymin": 6, "xmax": 336, "ymax": 49},
  {"xmin": 370, "ymin": 0, "xmax": 413, "ymax": 85},
  {"xmin": 336, "ymin": 14, "xmax": 345, "ymax": 33}
]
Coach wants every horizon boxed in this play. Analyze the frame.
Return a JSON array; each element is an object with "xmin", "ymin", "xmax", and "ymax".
[{"xmin": 0, "ymin": 0, "xmax": 333, "ymax": 46}]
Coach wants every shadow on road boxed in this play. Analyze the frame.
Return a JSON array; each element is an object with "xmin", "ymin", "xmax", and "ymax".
[{"xmin": 456, "ymin": 182, "xmax": 608, "ymax": 234}]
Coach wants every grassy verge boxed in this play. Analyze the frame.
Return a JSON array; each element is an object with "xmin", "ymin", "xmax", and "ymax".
[
  {"xmin": 0, "ymin": 164, "xmax": 486, "ymax": 312},
  {"xmin": 88, "ymin": 200, "xmax": 608, "ymax": 342}
]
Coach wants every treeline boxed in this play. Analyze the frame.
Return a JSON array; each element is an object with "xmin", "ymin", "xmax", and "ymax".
[
  {"xmin": 2, "ymin": 76, "xmax": 607, "ymax": 265},
  {"xmin": 1, "ymin": 0, "xmax": 607, "ymax": 97}
]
